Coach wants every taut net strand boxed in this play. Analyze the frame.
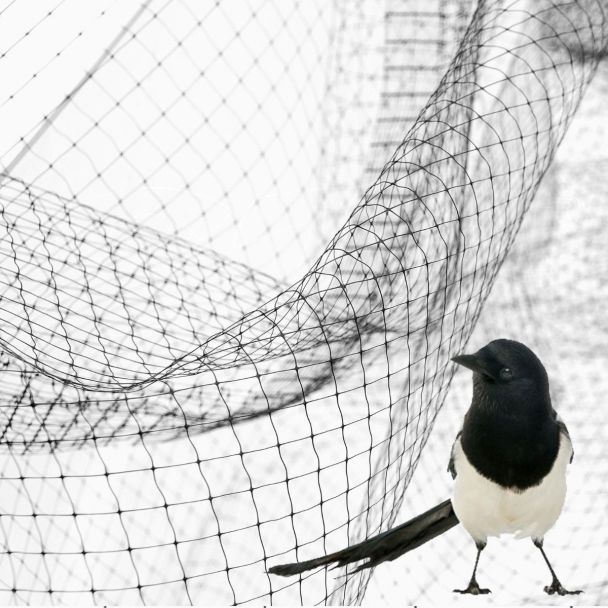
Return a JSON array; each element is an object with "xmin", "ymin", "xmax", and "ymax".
[{"xmin": 0, "ymin": 0, "xmax": 606, "ymax": 604}]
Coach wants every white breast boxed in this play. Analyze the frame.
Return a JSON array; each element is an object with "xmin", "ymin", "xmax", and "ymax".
[{"xmin": 451, "ymin": 432, "xmax": 573, "ymax": 543}]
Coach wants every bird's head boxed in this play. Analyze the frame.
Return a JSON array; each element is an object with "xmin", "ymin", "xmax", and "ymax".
[{"xmin": 452, "ymin": 339, "xmax": 551, "ymax": 410}]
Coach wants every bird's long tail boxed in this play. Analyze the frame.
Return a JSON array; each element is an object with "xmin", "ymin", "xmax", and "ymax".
[{"xmin": 268, "ymin": 498, "xmax": 458, "ymax": 576}]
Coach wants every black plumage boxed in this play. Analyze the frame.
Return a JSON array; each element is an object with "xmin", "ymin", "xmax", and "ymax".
[{"xmin": 268, "ymin": 499, "xmax": 457, "ymax": 576}]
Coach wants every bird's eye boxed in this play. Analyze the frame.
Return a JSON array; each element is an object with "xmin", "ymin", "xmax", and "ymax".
[{"xmin": 499, "ymin": 367, "xmax": 513, "ymax": 381}]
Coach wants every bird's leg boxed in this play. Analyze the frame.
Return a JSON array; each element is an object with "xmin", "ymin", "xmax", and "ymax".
[
  {"xmin": 533, "ymin": 538, "xmax": 582, "ymax": 596},
  {"xmin": 454, "ymin": 541, "xmax": 491, "ymax": 595}
]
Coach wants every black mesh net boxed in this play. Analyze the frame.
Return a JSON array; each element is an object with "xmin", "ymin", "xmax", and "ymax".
[{"xmin": 0, "ymin": 0, "xmax": 606, "ymax": 604}]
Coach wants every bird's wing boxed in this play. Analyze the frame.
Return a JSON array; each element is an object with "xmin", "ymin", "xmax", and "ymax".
[
  {"xmin": 447, "ymin": 431, "xmax": 462, "ymax": 479},
  {"xmin": 553, "ymin": 409, "xmax": 574, "ymax": 463}
]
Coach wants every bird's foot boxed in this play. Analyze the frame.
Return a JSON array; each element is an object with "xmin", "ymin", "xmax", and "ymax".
[
  {"xmin": 454, "ymin": 580, "xmax": 491, "ymax": 595},
  {"xmin": 544, "ymin": 578, "xmax": 582, "ymax": 596}
]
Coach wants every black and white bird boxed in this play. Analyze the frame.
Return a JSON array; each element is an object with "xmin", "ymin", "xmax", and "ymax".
[{"xmin": 269, "ymin": 339, "xmax": 581, "ymax": 596}]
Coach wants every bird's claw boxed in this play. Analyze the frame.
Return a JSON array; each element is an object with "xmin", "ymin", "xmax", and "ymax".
[
  {"xmin": 454, "ymin": 581, "xmax": 491, "ymax": 595},
  {"xmin": 544, "ymin": 579, "xmax": 582, "ymax": 596}
]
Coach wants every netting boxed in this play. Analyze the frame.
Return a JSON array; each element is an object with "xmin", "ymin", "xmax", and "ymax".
[{"xmin": 0, "ymin": 0, "xmax": 606, "ymax": 604}]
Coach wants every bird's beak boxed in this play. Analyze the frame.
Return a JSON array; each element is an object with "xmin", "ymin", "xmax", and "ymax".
[{"xmin": 451, "ymin": 354, "xmax": 496, "ymax": 380}]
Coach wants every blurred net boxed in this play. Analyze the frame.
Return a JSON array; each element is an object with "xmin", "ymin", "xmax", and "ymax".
[{"xmin": 0, "ymin": 0, "xmax": 606, "ymax": 604}]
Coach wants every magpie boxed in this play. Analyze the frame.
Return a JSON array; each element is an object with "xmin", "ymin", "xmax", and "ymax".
[{"xmin": 268, "ymin": 339, "xmax": 581, "ymax": 596}]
